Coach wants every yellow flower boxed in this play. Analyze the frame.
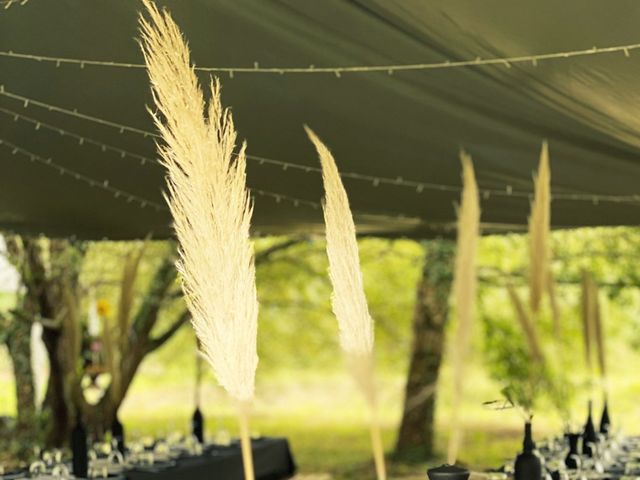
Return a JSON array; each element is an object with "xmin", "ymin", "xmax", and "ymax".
[{"xmin": 96, "ymin": 298, "xmax": 112, "ymax": 318}]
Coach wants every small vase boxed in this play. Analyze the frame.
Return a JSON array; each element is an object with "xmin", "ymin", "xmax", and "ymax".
[
  {"xmin": 514, "ymin": 422, "xmax": 542, "ymax": 480},
  {"xmin": 599, "ymin": 399, "xmax": 611, "ymax": 436},
  {"xmin": 192, "ymin": 406, "xmax": 205, "ymax": 444},
  {"xmin": 111, "ymin": 414, "xmax": 125, "ymax": 454},
  {"xmin": 427, "ymin": 464, "xmax": 470, "ymax": 480},
  {"xmin": 71, "ymin": 418, "xmax": 89, "ymax": 478},
  {"xmin": 582, "ymin": 401, "xmax": 597, "ymax": 457},
  {"xmin": 564, "ymin": 433, "xmax": 580, "ymax": 469}
]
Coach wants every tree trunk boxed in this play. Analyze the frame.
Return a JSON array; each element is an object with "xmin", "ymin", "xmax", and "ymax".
[
  {"xmin": 5, "ymin": 318, "xmax": 36, "ymax": 442},
  {"xmin": 42, "ymin": 326, "xmax": 71, "ymax": 446},
  {"xmin": 395, "ymin": 240, "xmax": 455, "ymax": 461}
]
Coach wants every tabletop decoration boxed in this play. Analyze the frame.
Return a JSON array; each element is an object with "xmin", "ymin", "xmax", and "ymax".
[
  {"xmin": 447, "ymin": 152, "xmax": 480, "ymax": 466},
  {"xmin": 528, "ymin": 141, "xmax": 551, "ymax": 315},
  {"xmin": 305, "ymin": 126, "xmax": 386, "ymax": 480},
  {"xmin": 505, "ymin": 142, "xmax": 553, "ymax": 480},
  {"xmin": 140, "ymin": 3, "xmax": 260, "ymax": 478},
  {"xmin": 427, "ymin": 463, "xmax": 470, "ymax": 480},
  {"xmin": 581, "ymin": 271, "xmax": 609, "ymax": 448},
  {"xmin": 192, "ymin": 345, "xmax": 205, "ymax": 444}
]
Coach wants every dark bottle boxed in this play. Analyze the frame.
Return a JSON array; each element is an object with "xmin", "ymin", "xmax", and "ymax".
[
  {"xmin": 71, "ymin": 417, "xmax": 89, "ymax": 478},
  {"xmin": 564, "ymin": 433, "xmax": 580, "ymax": 469},
  {"xmin": 599, "ymin": 399, "xmax": 611, "ymax": 436},
  {"xmin": 111, "ymin": 414, "xmax": 126, "ymax": 454},
  {"xmin": 582, "ymin": 401, "xmax": 598, "ymax": 457},
  {"xmin": 192, "ymin": 406, "xmax": 205, "ymax": 444},
  {"xmin": 427, "ymin": 464, "xmax": 470, "ymax": 480},
  {"xmin": 514, "ymin": 422, "xmax": 542, "ymax": 480}
]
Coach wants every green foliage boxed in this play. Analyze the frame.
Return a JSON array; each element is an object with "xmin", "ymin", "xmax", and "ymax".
[
  {"xmin": 482, "ymin": 303, "xmax": 540, "ymax": 414},
  {"xmin": 4, "ymin": 227, "xmax": 640, "ymax": 475}
]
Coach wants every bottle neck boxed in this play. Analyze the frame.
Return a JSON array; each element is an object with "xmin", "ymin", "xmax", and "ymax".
[{"xmin": 523, "ymin": 422, "xmax": 536, "ymax": 452}]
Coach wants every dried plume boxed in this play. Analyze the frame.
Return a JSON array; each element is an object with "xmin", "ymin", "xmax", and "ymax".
[
  {"xmin": 581, "ymin": 270, "xmax": 594, "ymax": 373},
  {"xmin": 528, "ymin": 141, "xmax": 551, "ymax": 313},
  {"xmin": 582, "ymin": 271, "xmax": 606, "ymax": 380},
  {"xmin": 447, "ymin": 152, "xmax": 481, "ymax": 465},
  {"xmin": 305, "ymin": 127, "xmax": 374, "ymax": 357},
  {"xmin": 507, "ymin": 284, "xmax": 545, "ymax": 365},
  {"xmin": 592, "ymin": 285, "xmax": 606, "ymax": 380},
  {"xmin": 547, "ymin": 269, "xmax": 561, "ymax": 336},
  {"xmin": 140, "ymin": 0, "xmax": 258, "ymax": 403},
  {"xmin": 305, "ymin": 126, "xmax": 385, "ymax": 480},
  {"xmin": 140, "ymin": 4, "xmax": 259, "ymax": 477}
]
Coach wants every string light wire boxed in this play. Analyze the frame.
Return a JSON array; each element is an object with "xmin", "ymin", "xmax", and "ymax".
[
  {"xmin": 1, "ymin": 41, "xmax": 640, "ymax": 73},
  {"xmin": 0, "ymin": 136, "xmax": 577, "ymax": 234},
  {"xmin": 2, "ymin": 87, "xmax": 640, "ymax": 206},
  {"xmin": 0, "ymin": 135, "xmax": 402, "ymax": 220},
  {"xmin": 0, "ymin": 137, "xmax": 165, "ymax": 210},
  {"xmin": 0, "ymin": 106, "xmax": 158, "ymax": 165}
]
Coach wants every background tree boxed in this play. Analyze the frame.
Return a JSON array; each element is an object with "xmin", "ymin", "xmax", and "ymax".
[
  {"xmin": 395, "ymin": 240, "xmax": 455, "ymax": 460},
  {"xmin": 0, "ymin": 233, "xmax": 308, "ymax": 447}
]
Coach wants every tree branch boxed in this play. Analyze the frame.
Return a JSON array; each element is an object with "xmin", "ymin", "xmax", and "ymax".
[
  {"xmin": 131, "ymin": 254, "xmax": 178, "ymax": 339},
  {"xmin": 145, "ymin": 309, "xmax": 190, "ymax": 354},
  {"xmin": 255, "ymin": 236, "xmax": 309, "ymax": 265}
]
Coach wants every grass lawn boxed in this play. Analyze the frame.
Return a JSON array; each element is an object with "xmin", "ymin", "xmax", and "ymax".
[
  {"xmin": 2, "ymin": 329, "xmax": 640, "ymax": 478},
  {"xmin": 116, "ymin": 368, "xmax": 551, "ymax": 480}
]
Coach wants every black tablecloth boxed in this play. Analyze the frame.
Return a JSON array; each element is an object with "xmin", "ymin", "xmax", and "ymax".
[{"xmin": 125, "ymin": 438, "xmax": 296, "ymax": 480}]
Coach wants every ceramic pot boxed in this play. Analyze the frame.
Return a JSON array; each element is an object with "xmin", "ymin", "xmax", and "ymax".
[
  {"xmin": 427, "ymin": 464, "xmax": 470, "ymax": 480},
  {"xmin": 514, "ymin": 422, "xmax": 542, "ymax": 480},
  {"xmin": 564, "ymin": 433, "xmax": 580, "ymax": 469},
  {"xmin": 599, "ymin": 400, "xmax": 611, "ymax": 436},
  {"xmin": 111, "ymin": 414, "xmax": 125, "ymax": 454},
  {"xmin": 192, "ymin": 406, "xmax": 205, "ymax": 444},
  {"xmin": 582, "ymin": 401, "xmax": 597, "ymax": 457},
  {"xmin": 71, "ymin": 418, "xmax": 88, "ymax": 478}
]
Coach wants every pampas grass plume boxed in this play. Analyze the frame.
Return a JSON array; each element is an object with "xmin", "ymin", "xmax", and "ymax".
[
  {"xmin": 529, "ymin": 141, "xmax": 551, "ymax": 313},
  {"xmin": 305, "ymin": 126, "xmax": 385, "ymax": 480},
  {"xmin": 447, "ymin": 151, "xmax": 480, "ymax": 465},
  {"xmin": 140, "ymin": 2, "xmax": 258, "ymax": 477}
]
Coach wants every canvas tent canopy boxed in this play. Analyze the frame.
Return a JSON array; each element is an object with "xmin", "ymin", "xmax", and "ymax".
[{"xmin": 1, "ymin": 0, "xmax": 640, "ymax": 239}]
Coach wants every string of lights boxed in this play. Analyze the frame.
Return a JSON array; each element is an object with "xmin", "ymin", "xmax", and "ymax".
[
  {"xmin": 0, "ymin": 137, "xmax": 166, "ymax": 211},
  {"xmin": 0, "ymin": 106, "xmax": 158, "ymax": 165},
  {"xmin": 2, "ymin": 86, "xmax": 640, "ymax": 206},
  {"xmin": 0, "ymin": 132, "xmax": 589, "ymax": 234},
  {"xmin": 0, "ymin": 85, "xmax": 155, "ymax": 137},
  {"xmin": 0, "ymin": 104, "xmax": 468, "ymax": 193},
  {"xmin": 0, "ymin": 135, "xmax": 388, "ymax": 219},
  {"xmin": 1, "ymin": 41, "xmax": 640, "ymax": 74}
]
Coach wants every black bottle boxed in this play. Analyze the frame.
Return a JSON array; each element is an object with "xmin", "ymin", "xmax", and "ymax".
[
  {"xmin": 427, "ymin": 464, "xmax": 470, "ymax": 480},
  {"xmin": 599, "ymin": 399, "xmax": 611, "ymax": 436},
  {"xmin": 192, "ymin": 406, "xmax": 205, "ymax": 444},
  {"xmin": 111, "ymin": 414, "xmax": 125, "ymax": 454},
  {"xmin": 582, "ymin": 401, "xmax": 597, "ymax": 457},
  {"xmin": 71, "ymin": 417, "xmax": 89, "ymax": 478},
  {"xmin": 514, "ymin": 422, "xmax": 542, "ymax": 480},
  {"xmin": 564, "ymin": 433, "xmax": 580, "ymax": 469}
]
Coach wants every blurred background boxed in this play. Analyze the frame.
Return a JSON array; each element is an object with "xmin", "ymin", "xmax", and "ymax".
[{"xmin": 2, "ymin": 228, "xmax": 639, "ymax": 479}]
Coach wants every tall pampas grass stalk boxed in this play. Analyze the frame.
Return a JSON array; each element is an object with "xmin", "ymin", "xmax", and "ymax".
[
  {"xmin": 305, "ymin": 126, "xmax": 386, "ymax": 480},
  {"xmin": 139, "ymin": 3, "xmax": 258, "ymax": 478},
  {"xmin": 592, "ymin": 284, "xmax": 606, "ymax": 382},
  {"xmin": 528, "ymin": 141, "xmax": 551, "ymax": 314},
  {"xmin": 507, "ymin": 284, "xmax": 545, "ymax": 365},
  {"xmin": 547, "ymin": 270, "xmax": 561, "ymax": 336},
  {"xmin": 581, "ymin": 270, "xmax": 594, "ymax": 377},
  {"xmin": 582, "ymin": 271, "xmax": 606, "ymax": 387},
  {"xmin": 447, "ymin": 152, "xmax": 480, "ymax": 465}
]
